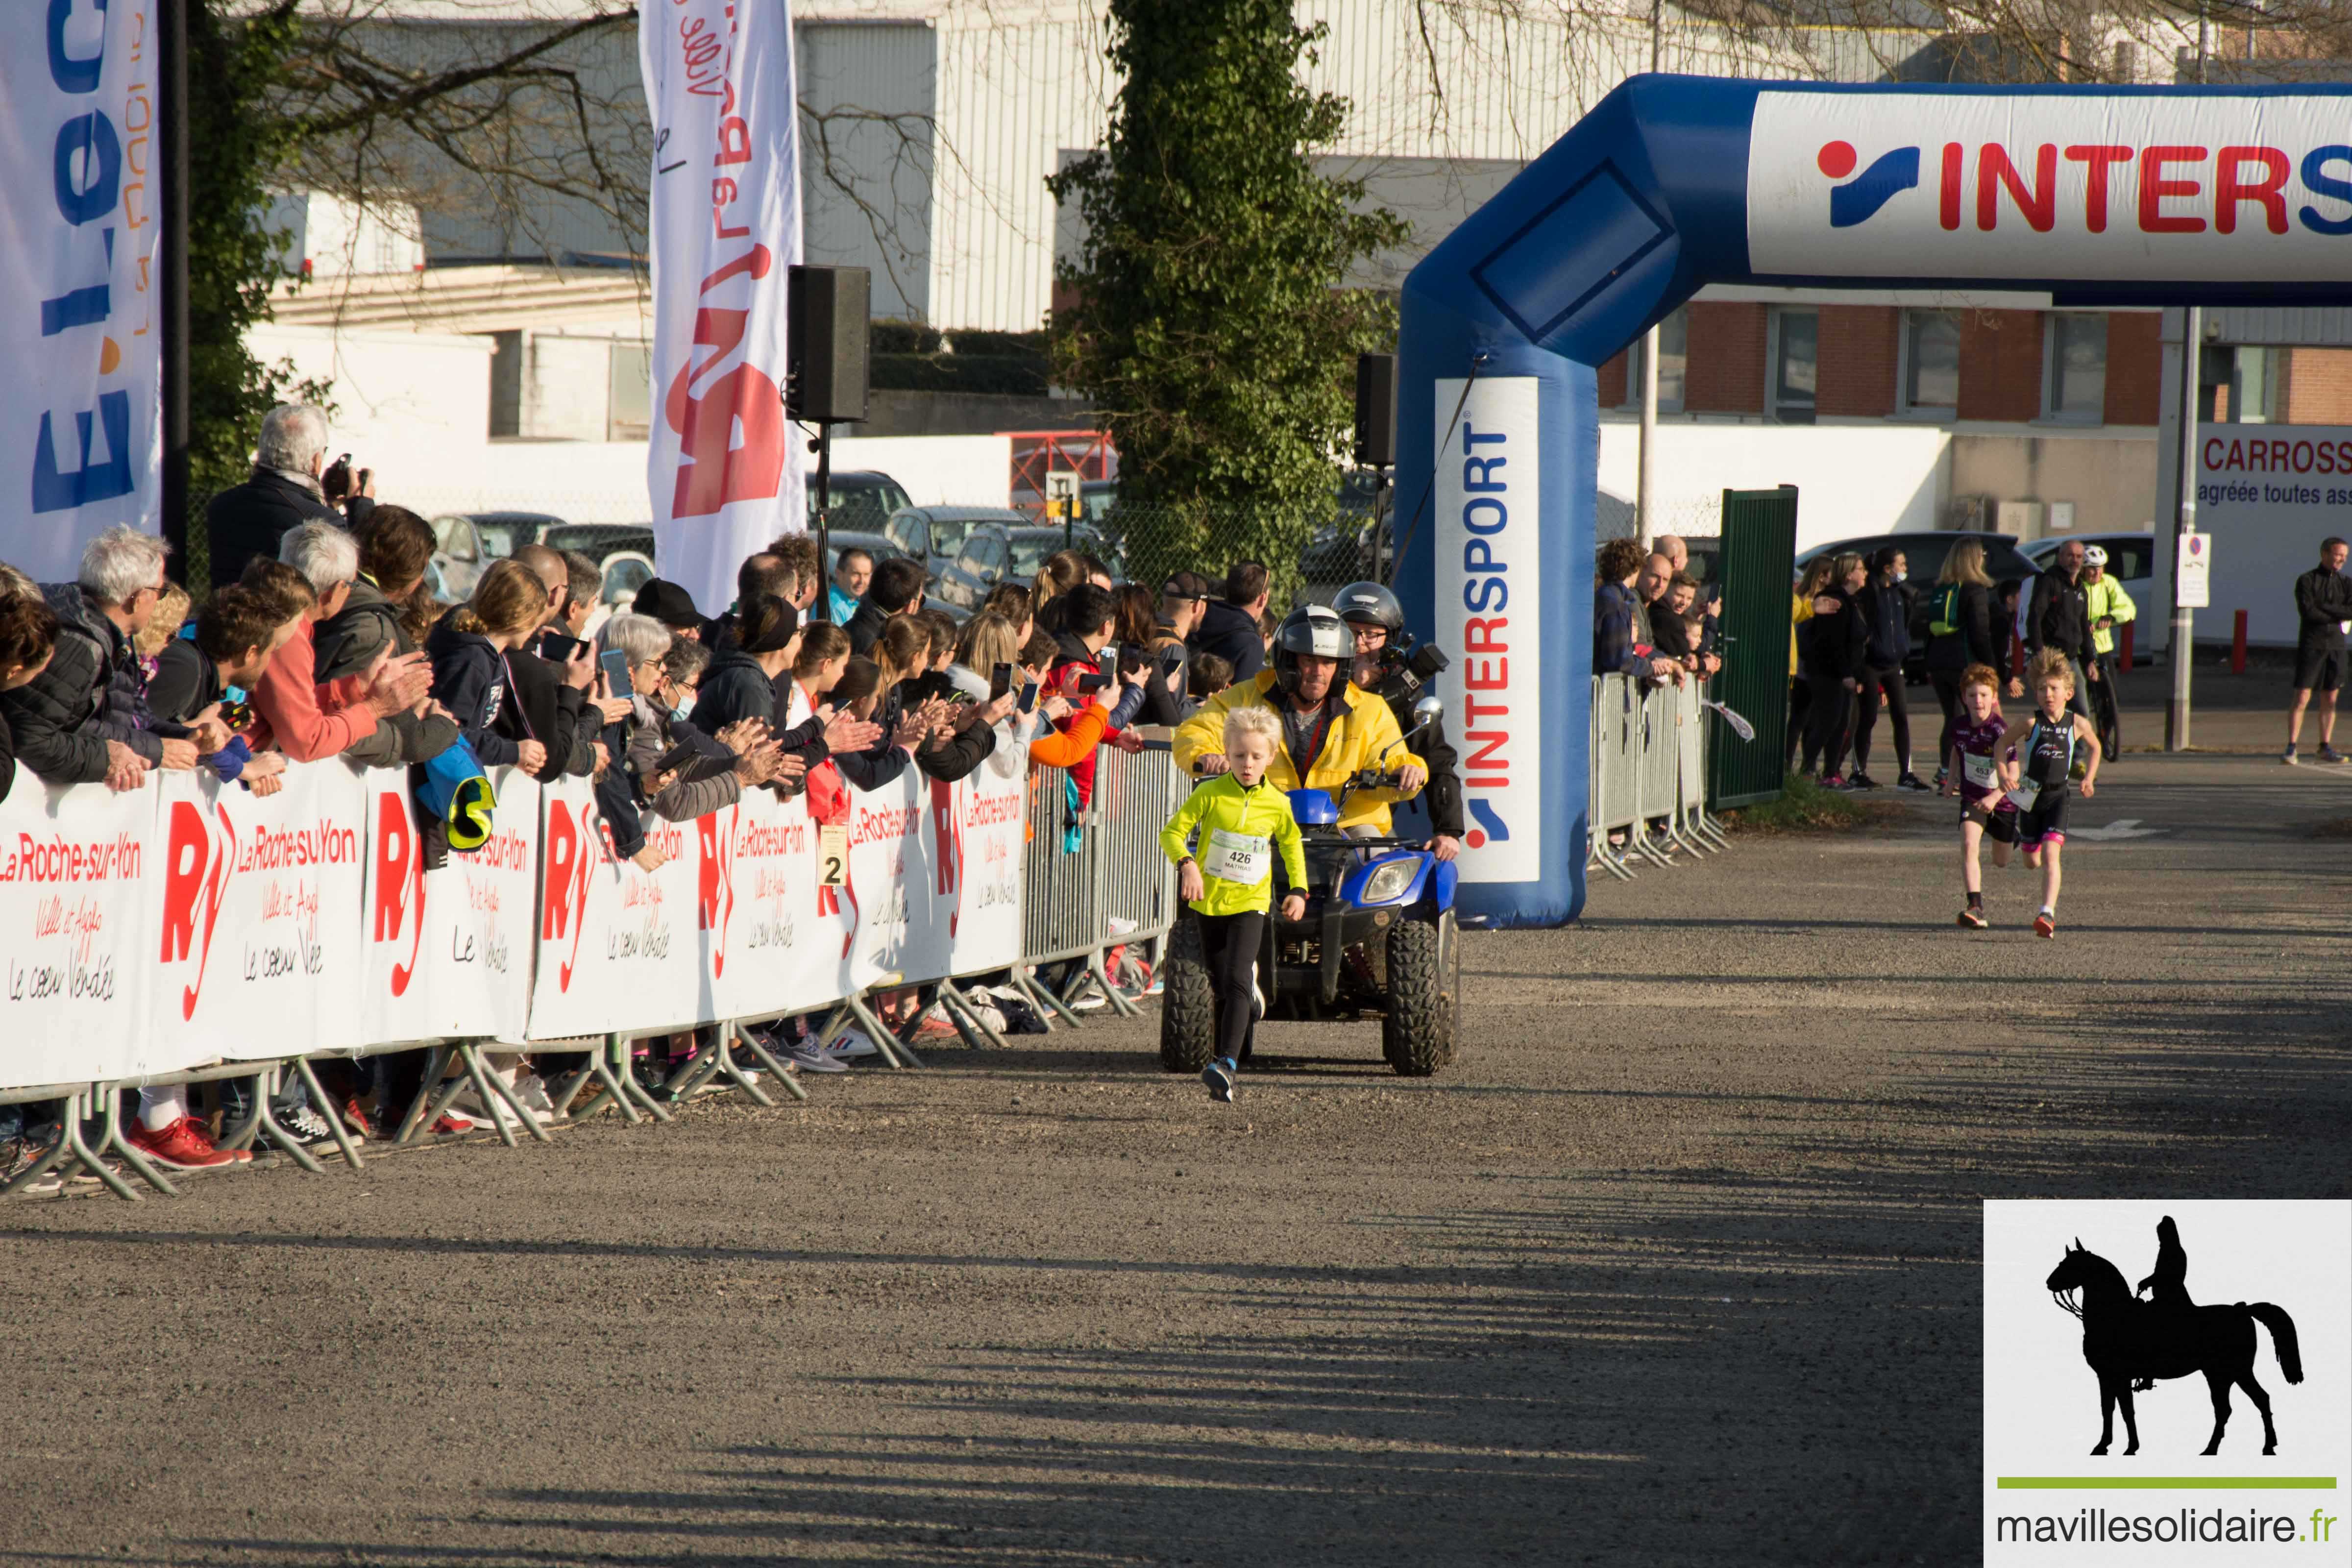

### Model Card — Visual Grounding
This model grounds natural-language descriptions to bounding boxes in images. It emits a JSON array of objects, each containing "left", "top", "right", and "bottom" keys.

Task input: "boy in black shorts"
[{"left": 1998, "top": 649, "right": 2102, "bottom": 938}]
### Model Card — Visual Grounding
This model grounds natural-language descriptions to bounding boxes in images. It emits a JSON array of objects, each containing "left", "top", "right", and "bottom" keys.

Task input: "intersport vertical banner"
[
  {"left": 0, "top": 778, "right": 157, "bottom": 1087},
  {"left": 640, "top": 0, "right": 805, "bottom": 618},
  {"left": 1, "top": 0, "right": 163, "bottom": 581}
]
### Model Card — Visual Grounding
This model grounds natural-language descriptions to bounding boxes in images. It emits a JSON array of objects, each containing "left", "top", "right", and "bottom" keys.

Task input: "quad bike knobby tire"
[
  {"left": 1158, "top": 915, "right": 1218, "bottom": 1073},
  {"left": 1382, "top": 914, "right": 1454, "bottom": 1077}
]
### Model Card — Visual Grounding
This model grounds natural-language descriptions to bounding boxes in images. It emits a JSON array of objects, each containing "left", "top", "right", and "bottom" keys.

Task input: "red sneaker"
[
  {"left": 129, "top": 1116, "right": 251, "bottom": 1169},
  {"left": 432, "top": 1110, "right": 476, "bottom": 1135},
  {"left": 341, "top": 1098, "right": 377, "bottom": 1141},
  {"left": 2034, "top": 912, "right": 2057, "bottom": 939}
]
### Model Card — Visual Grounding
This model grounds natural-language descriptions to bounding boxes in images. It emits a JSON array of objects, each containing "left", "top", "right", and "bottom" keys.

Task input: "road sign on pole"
[
  {"left": 2176, "top": 530, "right": 2211, "bottom": 609},
  {"left": 1044, "top": 470, "right": 1079, "bottom": 521}
]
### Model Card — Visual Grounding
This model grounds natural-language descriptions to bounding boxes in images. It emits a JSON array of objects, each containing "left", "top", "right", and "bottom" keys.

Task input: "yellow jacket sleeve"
[
  {"left": 1342, "top": 688, "right": 1424, "bottom": 805},
  {"left": 1171, "top": 679, "right": 1255, "bottom": 775}
]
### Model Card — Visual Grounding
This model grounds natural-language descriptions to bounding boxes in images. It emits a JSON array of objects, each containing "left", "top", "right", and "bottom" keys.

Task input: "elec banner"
[
  {"left": 1, "top": 0, "right": 164, "bottom": 579},
  {"left": 528, "top": 777, "right": 702, "bottom": 1042},
  {"left": 361, "top": 770, "right": 541, "bottom": 1047},
  {"left": 149, "top": 763, "right": 372, "bottom": 1070},
  {"left": 0, "top": 776, "right": 156, "bottom": 1085}
]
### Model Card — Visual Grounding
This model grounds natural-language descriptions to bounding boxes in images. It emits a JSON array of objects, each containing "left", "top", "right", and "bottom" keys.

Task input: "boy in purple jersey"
[{"left": 1941, "top": 662, "right": 2016, "bottom": 928}]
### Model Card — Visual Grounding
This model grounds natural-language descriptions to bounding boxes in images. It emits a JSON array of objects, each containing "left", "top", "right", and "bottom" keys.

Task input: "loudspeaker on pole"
[
  {"left": 1354, "top": 352, "right": 1397, "bottom": 468},
  {"left": 786, "top": 266, "right": 871, "bottom": 424}
]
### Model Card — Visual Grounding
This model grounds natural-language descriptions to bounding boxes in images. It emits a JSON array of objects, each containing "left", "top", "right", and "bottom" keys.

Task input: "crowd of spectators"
[{"left": 1, "top": 403, "right": 1459, "bottom": 1194}]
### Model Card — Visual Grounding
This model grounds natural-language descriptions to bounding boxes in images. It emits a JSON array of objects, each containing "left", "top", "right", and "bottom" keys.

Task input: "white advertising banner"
[
  {"left": 1750, "top": 92, "right": 2352, "bottom": 283},
  {"left": 0, "top": 779, "right": 156, "bottom": 1087},
  {"left": 693, "top": 784, "right": 832, "bottom": 1023},
  {"left": 1, "top": 0, "right": 164, "bottom": 580},
  {"left": 2195, "top": 422, "right": 2352, "bottom": 643},
  {"left": 639, "top": 0, "right": 806, "bottom": 617},
  {"left": 843, "top": 770, "right": 936, "bottom": 992},
  {"left": 941, "top": 763, "right": 1027, "bottom": 977},
  {"left": 150, "top": 763, "right": 371, "bottom": 1069},
  {"left": 527, "top": 777, "right": 702, "bottom": 1041},
  {"left": 360, "top": 769, "right": 541, "bottom": 1047},
  {"left": 1434, "top": 376, "right": 1543, "bottom": 882}
]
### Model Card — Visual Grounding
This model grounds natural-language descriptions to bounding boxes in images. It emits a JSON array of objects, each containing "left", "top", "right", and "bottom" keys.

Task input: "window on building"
[
  {"left": 1901, "top": 309, "right": 1961, "bottom": 413},
  {"left": 608, "top": 341, "right": 652, "bottom": 441},
  {"left": 2045, "top": 313, "right": 2107, "bottom": 422},
  {"left": 1623, "top": 308, "right": 1688, "bottom": 411},
  {"left": 488, "top": 331, "right": 522, "bottom": 438},
  {"left": 1771, "top": 309, "right": 1817, "bottom": 424},
  {"left": 2224, "top": 346, "right": 2275, "bottom": 424}
]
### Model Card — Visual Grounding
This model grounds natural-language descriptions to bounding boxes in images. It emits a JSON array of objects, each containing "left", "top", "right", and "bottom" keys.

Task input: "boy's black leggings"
[{"left": 1195, "top": 909, "right": 1266, "bottom": 1064}]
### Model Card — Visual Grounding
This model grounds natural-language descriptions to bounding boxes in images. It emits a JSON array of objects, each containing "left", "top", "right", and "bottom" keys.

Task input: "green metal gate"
[{"left": 1708, "top": 486, "right": 1798, "bottom": 809}]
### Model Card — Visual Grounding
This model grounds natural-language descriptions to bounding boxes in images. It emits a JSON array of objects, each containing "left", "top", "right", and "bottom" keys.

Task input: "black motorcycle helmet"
[
  {"left": 1272, "top": 604, "right": 1352, "bottom": 695},
  {"left": 1332, "top": 580, "right": 1404, "bottom": 639}
]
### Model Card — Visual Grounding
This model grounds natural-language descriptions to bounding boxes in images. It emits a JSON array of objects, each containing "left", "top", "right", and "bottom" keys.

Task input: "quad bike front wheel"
[
  {"left": 1158, "top": 915, "right": 1218, "bottom": 1074},
  {"left": 1382, "top": 914, "right": 1454, "bottom": 1077}
]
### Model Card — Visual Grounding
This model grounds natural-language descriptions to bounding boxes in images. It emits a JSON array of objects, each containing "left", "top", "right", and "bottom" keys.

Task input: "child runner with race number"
[
  {"left": 2000, "top": 648, "right": 2103, "bottom": 938},
  {"left": 1942, "top": 662, "right": 2018, "bottom": 930},
  {"left": 1162, "top": 706, "right": 1308, "bottom": 1103}
]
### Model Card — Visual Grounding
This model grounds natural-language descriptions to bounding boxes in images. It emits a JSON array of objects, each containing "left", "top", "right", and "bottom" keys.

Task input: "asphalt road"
[{"left": 3, "top": 750, "right": 2348, "bottom": 1567}]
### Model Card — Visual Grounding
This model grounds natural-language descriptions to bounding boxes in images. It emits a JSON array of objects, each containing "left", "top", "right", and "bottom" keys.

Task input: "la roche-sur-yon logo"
[
  {"left": 1982, "top": 1199, "right": 2349, "bottom": 1565},
  {"left": 1818, "top": 140, "right": 1923, "bottom": 227}
]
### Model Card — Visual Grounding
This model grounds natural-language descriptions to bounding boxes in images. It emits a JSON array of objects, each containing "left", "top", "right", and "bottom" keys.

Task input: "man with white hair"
[
  {"left": 202, "top": 403, "right": 345, "bottom": 589},
  {"left": 249, "top": 521, "right": 431, "bottom": 762},
  {"left": 0, "top": 525, "right": 204, "bottom": 789}
]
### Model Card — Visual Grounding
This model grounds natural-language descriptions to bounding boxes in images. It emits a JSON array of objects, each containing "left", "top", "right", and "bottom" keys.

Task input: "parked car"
[
  {"left": 807, "top": 470, "right": 912, "bottom": 532},
  {"left": 931, "top": 522, "right": 1115, "bottom": 618},
  {"left": 2021, "top": 532, "right": 2160, "bottom": 621},
  {"left": 430, "top": 511, "right": 566, "bottom": 599},
  {"left": 882, "top": 505, "right": 1029, "bottom": 587},
  {"left": 542, "top": 522, "right": 657, "bottom": 569},
  {"left": 1794, "top": 530, "right": 2041, "bottom": 682},
  {"left": 599, "top": 551, "right": 657, "bottom": 613}
]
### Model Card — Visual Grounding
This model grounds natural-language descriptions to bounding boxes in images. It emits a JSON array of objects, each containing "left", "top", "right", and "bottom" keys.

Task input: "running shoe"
[
  {"left": 1848, "top": 772, "right": 1880, "bottom": 790},
  {"left": 339, "top": 1097, "right": 377, "bottom": 1142},
  {"left": 2281, "top": 745, "right": 2300, "bottom": 766},
  {"left": 431, "top": 1111, "right": 476, "bottom": 1136},
  {"left": 1932, "top": 767, "right": 1949, "bottom": 790},
  {"left": 1957, "top": 908, "right": 1987, "bottom": 929},
  {"left": 1818, "top": 775, "right": 1848, "bottom": 790},
  {"left": 2322, "top": 745, "right": 2348, "bottom": 765},
  {"left": 2, "top": 1134, "right": 61, "bottom": 1195},
  {"left": 828, "top": 1029, "right": 880, "bottom": 1058},
  {"left": 1201, "top": 1057, "right": 1236, "bottom": 1103},
  {"left": 1897, "top": 773, "right": 1930, "bottom": 791},
  {"left": 128, "top": 1116, "right": 252, "bottom": 1170},
  {"left": 2034, "top": 911, "right": 2057, "bottom": 939},
  {"left": 271, "top": 1102, "right": 338, "bottom": 1147},
  {"left": 783, "top": 1043, "right": 849, "bottom": 1074}
]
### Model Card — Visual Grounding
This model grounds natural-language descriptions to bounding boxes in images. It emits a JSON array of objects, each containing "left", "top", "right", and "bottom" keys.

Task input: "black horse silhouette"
[{"left": 2046, "top": 1234, "right": 2303, "bottom": 1456}]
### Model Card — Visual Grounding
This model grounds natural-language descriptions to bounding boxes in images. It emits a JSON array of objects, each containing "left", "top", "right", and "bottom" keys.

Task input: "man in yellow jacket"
[{"left": 1173, "top": 605, "right": 1426, "bottom": 834}]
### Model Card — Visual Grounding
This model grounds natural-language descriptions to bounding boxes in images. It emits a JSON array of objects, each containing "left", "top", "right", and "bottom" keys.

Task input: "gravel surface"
[{"left": 4, "top": 751, "right": 2348, "bottom": 1566}]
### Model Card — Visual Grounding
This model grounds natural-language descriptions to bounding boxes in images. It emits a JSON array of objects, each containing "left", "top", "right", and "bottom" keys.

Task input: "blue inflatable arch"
[{"left": 1396, "top": 74, "right": 2352, "bottom": 928}]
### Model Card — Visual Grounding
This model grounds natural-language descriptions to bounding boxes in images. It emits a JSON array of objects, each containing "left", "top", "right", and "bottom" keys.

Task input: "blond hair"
[
  {"left": 2026, "top": 647, "right": 2076, "bottom": 693},
  {"left": 136, "top": 583, "right": 192, "bottom": 657},
  {"left": 1223, "top": 704, "right": 1283, "bottom": 754},
  {"left": 451, "top": 558, "right": 549, "bottom": 639}
]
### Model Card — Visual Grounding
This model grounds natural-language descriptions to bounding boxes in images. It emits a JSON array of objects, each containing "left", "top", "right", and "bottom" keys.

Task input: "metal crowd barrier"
[
  {"left": 4, "top": 749, "right": 1186, "bottom": 1204},
  {"left": 1586, "top": 676, "right": 1730, "bottom": 882}
]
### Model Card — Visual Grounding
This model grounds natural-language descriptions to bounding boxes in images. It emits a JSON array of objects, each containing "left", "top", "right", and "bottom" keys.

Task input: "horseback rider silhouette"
[{"left": 2132, "top": 1215, "right": 2194, "bottom": 1390}]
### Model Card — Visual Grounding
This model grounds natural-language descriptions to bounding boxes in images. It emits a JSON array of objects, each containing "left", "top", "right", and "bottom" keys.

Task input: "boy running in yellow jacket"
[{"left": 1161, "top": 706, "right": 1308, "bottom": 1102}]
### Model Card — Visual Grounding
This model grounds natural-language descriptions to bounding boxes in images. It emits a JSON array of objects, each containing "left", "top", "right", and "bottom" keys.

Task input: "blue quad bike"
[{"left": 1159, "top": 697, "right": 1461, "bottom": 1078}]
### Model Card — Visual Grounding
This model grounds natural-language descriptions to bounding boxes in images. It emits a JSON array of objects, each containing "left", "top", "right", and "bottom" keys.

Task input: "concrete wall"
[
  {"left": 1948, "top": 430, "right": 2160, "bottom": 538},
  {"left": 1595, "top": 418, "right": 1952, "bottom": 551}
]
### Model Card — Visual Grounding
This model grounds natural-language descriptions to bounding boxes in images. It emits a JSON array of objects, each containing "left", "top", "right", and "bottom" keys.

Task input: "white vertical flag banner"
[
  {"left": 0, "top": 0, "right": 164, "bottom": 581},
  {"left": 640, "top": 0, "right": 806, "bottom": 620}
]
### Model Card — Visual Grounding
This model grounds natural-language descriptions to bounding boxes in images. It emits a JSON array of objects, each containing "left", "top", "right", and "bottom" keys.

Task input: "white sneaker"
[
  {"left": 784, "top": 1043, "right": 849, "bottom": 1074},
  {"left": 1106, "top": 916, "right": 1138, "bottom": 935},
  {"left": 514, "top": 1074, "right": 555, "bottom": 1116},
  {"left": 828, "top": 1029, "right": 880, "bottom": 1059}
]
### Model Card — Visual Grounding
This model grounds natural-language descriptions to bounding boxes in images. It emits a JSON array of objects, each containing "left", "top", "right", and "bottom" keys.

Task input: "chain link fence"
[{"left": 1085, "top": 492, "right": 1391, "bottom": 612}]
